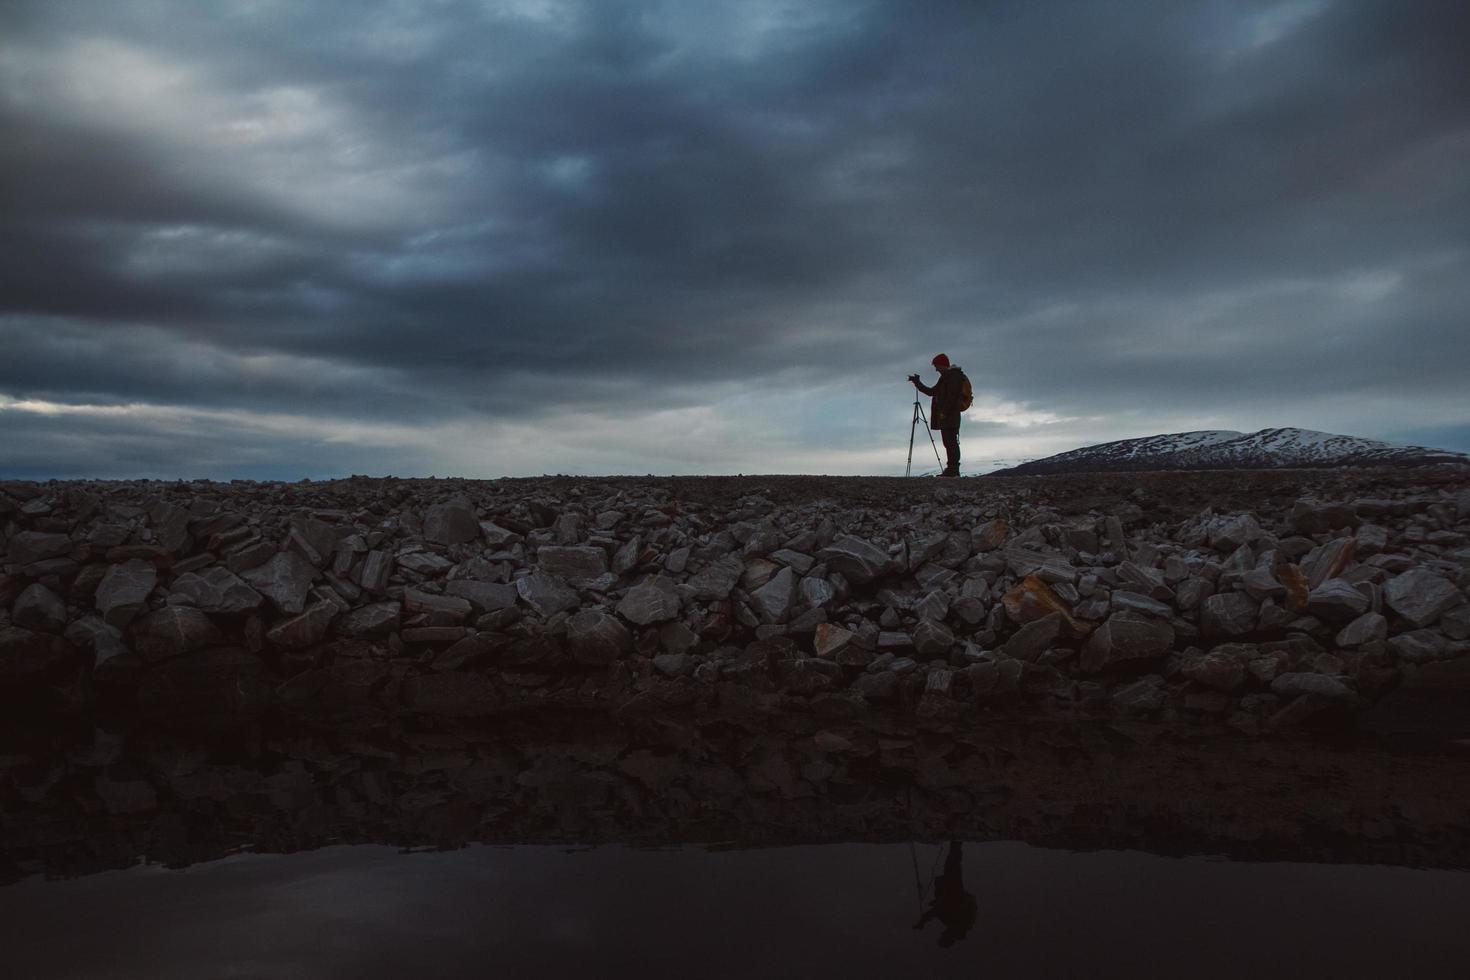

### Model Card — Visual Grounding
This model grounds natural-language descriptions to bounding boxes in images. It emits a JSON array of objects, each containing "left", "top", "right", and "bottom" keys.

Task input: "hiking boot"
[{"left": 939, "top": 467, "right": 960, "bottom": 478}]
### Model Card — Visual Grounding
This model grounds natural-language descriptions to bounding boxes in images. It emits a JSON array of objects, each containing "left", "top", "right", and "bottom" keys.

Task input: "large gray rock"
[
  {"left": 1208, "top": 514, "right": 1263, "bottom": 552},
  {"left": 913, "top": 619, "right": 955, "bottom": 658},
  {"left": 819, "top": 535, "right": 891, "bottom": 585},
  {"left": 1306, "top": 579, "right": 1370, "bottom": 623},
  {"left": 537, "top": 545, "right": 609, "bottom": 583},
  {"left": 515, "top": 571, "right": 581, "bottom": 617},
  {"left": 1181, "top": 645, "right": 1250, "bottom": 693},
  {"left": 133, "top": 606, "right": 224, "bottom": 661},
  {"left": 423, "top": 497, "right": 480, "bottom": 545},
  {"left": 750, "top": 567, "right": 798, "bottom": 624},
  {"left": 65, "top": 615, "right": 128, "bottom": 667},
  {"left": 266, "top": 601, "right": 339, "bottom": 649},
  {"left": 7, "top": 531, "right": 72, "bottom": 565},
  {"left": 337, "top": 601, "right": 401, "bottom": 638},
  {"left": 12, "top": 583, "right": 66, "bottom": 633},
  {"left": 617, "top": 575, "right": 681, "bottom": 625},
  {"left": 1384, "top": 568, "right": 1462, "bottom": 628},
  {"left": 356, "top": 550, "right": 393, "bottom": 593},
  {"left": 687, "top": 556, "right": 745, "bottom": 600},
  {"left": 1003, "top": 612, "right": 1062, "bottom": 662},
  {"left": 1080, "top": 612, "right": 1174, "bottom": 673},
  {"left": 241, "top": 551, "right": 319, "bottom": 615},
  {"left": 1110, "top": 590, "right": 1173, "bottom": 619},
  {"left": 445, "top": 580, "right": 518, "bottom": 613},
  {"left": 1201, "top": 591, "right": 1258, "bottom": 638},
  {"left": 169, "top": 567, "right": 263, "bottom": 614},
  {"left": 1388, "top": 629, "right": 1454, "bottom": 664},
  {"left": 1271, "top": 672, "right": 1358, "bottom": 703},
  {"left": 403, "top": 587, "right": 473, "bottom": 622},
  {"left": 95, "top": 559, "right": 158, "bottom": 628},
  {"left": 1335, "top": 611, "right": 1388, "bottom": 647},
  {"left": 566, "top": 609, "right": 633, "bottom": 664}
]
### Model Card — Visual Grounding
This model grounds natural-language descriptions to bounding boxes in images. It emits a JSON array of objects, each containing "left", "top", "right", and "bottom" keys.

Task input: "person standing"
[{"left": 909, "top": 353, "right": 970, "bottom": 477}]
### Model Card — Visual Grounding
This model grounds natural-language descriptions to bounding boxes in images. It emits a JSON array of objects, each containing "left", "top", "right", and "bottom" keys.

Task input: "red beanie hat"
[{"left": 931, "top": 353, "right": 950, "bottom": 369}]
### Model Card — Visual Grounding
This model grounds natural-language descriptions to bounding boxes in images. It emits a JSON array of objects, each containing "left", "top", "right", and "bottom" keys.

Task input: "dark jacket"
[{"left": 915, "top": 366, "right": 967, "bottom": 431}]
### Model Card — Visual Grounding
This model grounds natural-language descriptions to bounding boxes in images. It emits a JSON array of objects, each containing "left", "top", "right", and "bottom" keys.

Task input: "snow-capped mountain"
[{"left": 996, "top": 427, "right": 1469, "bottom": 475}]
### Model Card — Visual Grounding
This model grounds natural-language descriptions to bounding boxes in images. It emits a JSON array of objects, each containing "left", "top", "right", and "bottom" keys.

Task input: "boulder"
[
  {"left": 1304, "top": 537, "right": 1357, "bottom": 589},
  {"left": 750, "top": 567, "right": 798, "bottom": 624},
  {"left": 913, "top": 619, "right": 955, "bottom": 658},
  {"left": 515, "top": 571, "right": 581, "bottom": 617},
  {"left": 1306, "top": 579, "right": 1370, "bottom": 623},
  {"left": 133, "top": 606, "right": 225, "bottom": 661},
  {"left": 12, "top": 583, "right": 66, "bottom": 632},
  {"left": 241, "top": 551, "right": 319, "bottom": 615},
  {"left": 1388, "top": 629, "right": 1454, "bottom": 664},
  {"left": 972, "top": 518, "right": 1009, "bottom": 552},
  {"left": 1335, "top": 612, "right": 1387, "bottom": 647},
  {"left": 1181, "top": 645, "right": 1251, "bottom": 692},
  {"left": 617, "top": 575, "right": 681, "bottom": 625},
  {"left": 566, "top": 609, "right": 632, "bottom": 664},
  {"left": 265, "top": 601, "right": 339, "bottom": 649},
  {"left": 337, "top": 601, "right": 402, "bottom": 638},
  {"left": 7, "top": 531, "right": 72, "bottom": 565},
  {"left": 444, "top": 580, "right": 518, "bottom": 613},
  {"left": 537, "top": 545, "right": 610, "bottom": 583},
  {"left": 169, "top": 567, "right": 264, "bottom": 614},
  {"left": 687, "top": 556, "right": 744, "bottom": 600},
  {"left": 1208, "top": 514, "right": 1263, "bottom": 552},
  {"left": 1002, "top": 612, "right": 1062, "bottom": 662},
  {"left": 813, "top": 623, "right": 854, "bottom": 659},
  {"left": 1110, "top": 590, "right": 1173, "bottom": 619},
  {"left": 403, "top": 587, "right": 474, "bottom": 623},
  {"left": 1080, "top": 612, "right": 1174, "bottom": 673},
  {"left": 1201, "top": 591, "right": 1258, "bottom": 638},
  {"left": 95, "top": 559, "right": 158, "bottom": 628},
  {"left": 423, "top": 497, "right": 480, "bottom": 545},
  {"left": 1383, "top": 568, "right": 1462, "bottom": 628},
  {"left": 818, "top": 535, "right": 891, "bottom": 585}
]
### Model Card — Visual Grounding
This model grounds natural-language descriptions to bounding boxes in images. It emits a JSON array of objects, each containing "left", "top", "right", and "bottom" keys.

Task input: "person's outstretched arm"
[{"left": 913, "top": 378, "right": 937, "bottom": 395}]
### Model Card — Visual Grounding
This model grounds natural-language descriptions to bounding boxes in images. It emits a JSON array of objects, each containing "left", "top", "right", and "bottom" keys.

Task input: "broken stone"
[
  {"left": 537, "top": 545, "right": 610, "bottom": 583},
  {"left": 1080, "top": 612, "right": 1174, "bottom": 673},
  {"left": 1110, "top": 590, "right": 1173, "bottom": 619},
  {"left": 687, "top": 556, "right": 744, "bottom": 600},
  {"left": 750, "top": 567, "right": 798, "bottom": 624},
  {"left": 241, "top": 551, "right": 319, "bottom": 615},
  {"left": 7, "top": 531, "right": 72, "bottom": 565},
  {"left": 1304, "top": 537, "right": 1357, "bottom": 590},
  {"left": 515, "top": 571, "right": 581, "bottom": 617},
  {"left": 814, "top": 622, "right": 854, "bottom": 659},
  {"left": 1306, "top": 578, "right": 1370, "bottom": 623},
  {"left": 12, "top": 583, "right": 66, "bottom": 633},
  {"left": 444, "top": 580, "right": 518, "bottom": 613},
  {"left": 913, "top": 619, "right": 955, "bottom": 658},
  {"left": 1111, "top": 675, "right": 1166, "bottom": 713},
  {"left": 95, "top": 559, "right": 158, "bottom": 628},
  {"left": 1383, "top": 568, "right": 1462, "bottom": 628},
  {"left": 336, "top": 601, "right": 401, "bottom": 638},
  {"left": 266, "top": 601, "right": 339, "bottom": 649},
  {"left": 134, "top": 606, "right": 225, "bottom": 661},
  {"left": 1271, "top": 672, "right": 1358, "bottom": 703},
  {"left": 423, "top": 497, "right": 480, "bottom": 545},
  {"left": 566, "top": 609, "right": 632, "bottom": 664},
  {"left": 1201, "top": 591, "right": 1258, "bottom": 639},
  {"left": 617, "top": 575, "right": 681, "bottom": 625},
  {"left": 972, "top": 518, "right": 1009, "bottom": 552},
  {"left": 819, "top": 535, "right": 891, "bottom": 585},
  {"left": 1002, "top": 612, "right": 1062, "bottom": 662},
  {"left": 356, "top": 550, "right": 393, "bottom": 593},
  {"left": 403, "top": 587, "right": 473, "bottom": 623},
  {"left": 169, "top": 567, "right": 264, "bottom": 614},
  {"left": 396, "top": 551, "right": 454, "bottom": 576}
]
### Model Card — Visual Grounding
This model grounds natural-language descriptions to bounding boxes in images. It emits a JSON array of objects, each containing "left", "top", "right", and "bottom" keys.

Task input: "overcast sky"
[{"left": 1, "top": 0, "right": 1466, "bottom": 479}]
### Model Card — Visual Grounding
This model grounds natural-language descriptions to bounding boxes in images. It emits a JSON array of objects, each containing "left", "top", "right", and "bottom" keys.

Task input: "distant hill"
[{"left": 992, "top": 427, "right": 1470, "bottom": 475}]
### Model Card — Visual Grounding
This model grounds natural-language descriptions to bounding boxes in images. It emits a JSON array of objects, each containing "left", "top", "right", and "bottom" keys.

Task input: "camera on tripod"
[{"left": 907, "top": 373, "right": 920, "bottom": 384}]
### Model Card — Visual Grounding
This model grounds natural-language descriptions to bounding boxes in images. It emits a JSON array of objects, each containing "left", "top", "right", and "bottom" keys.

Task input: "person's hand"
[{"left": 907, "top": 374, "right": 920, "bottom": 385}]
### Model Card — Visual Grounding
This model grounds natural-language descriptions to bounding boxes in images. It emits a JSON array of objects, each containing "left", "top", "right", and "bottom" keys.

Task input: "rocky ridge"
[
  {"left": 2, "top": 471, "right": 1469, "bottom": 735},
  {"left": 999, "top": 427, "right": 1469, "bottom": 475}
]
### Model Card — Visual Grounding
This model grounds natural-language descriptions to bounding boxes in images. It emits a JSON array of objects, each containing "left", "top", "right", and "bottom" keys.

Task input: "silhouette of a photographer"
[{"left": 912, "top": 841, "right": 977, "bottom": 947}]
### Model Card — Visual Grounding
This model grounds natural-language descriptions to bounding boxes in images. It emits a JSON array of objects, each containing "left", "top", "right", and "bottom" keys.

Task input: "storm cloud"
[{"left": 2, "top": 0, "right": 1466, "bottom": 478}]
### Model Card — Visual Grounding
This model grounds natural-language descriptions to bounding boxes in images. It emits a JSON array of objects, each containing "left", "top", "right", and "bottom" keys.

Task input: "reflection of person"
[
  {"left": 912, "top": 841, "right": 977, "bottom": 947},
  {"left": 908, "top": 354, "right": 969, "bottom": 477}
]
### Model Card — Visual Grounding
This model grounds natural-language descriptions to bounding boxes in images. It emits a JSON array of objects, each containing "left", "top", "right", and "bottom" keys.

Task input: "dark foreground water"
[{"left": 4, "top": 840, "right": 1470, "bottom": 979}]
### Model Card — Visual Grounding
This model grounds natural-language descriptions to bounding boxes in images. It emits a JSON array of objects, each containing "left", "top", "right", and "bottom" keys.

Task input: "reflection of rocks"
[
  {"left": 2, "top": 714, "right": 1468, "bottom": 889},
  {"left": 0, "top": 470, "right": 1466, "bottom": 735}
]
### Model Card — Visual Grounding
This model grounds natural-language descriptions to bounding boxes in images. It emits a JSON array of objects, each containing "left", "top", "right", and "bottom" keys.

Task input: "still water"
[{"left": 5, "top": 840, "right": 1469, "bottom": 979}]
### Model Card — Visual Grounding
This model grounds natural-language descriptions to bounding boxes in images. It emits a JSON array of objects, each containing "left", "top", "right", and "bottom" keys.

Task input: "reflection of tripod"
[{"left": 906, "top": 389, "right": 945, "bottom": 477}]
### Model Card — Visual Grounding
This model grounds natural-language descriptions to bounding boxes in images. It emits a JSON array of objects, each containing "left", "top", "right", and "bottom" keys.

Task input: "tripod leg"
[
  {"left": 906, "top": 400, "right": 920, "bottom": 477},
  {"left": 915, "top": 404, "right": 945, "bottom": 474}
]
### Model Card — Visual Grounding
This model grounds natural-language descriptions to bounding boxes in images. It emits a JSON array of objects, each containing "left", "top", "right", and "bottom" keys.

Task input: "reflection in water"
[{"left": 913, "top": 841, "right": 977, "bottom": 947}]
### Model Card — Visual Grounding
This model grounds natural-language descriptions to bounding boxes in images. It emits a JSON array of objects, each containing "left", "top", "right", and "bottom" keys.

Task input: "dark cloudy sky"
[{"left": 2, "top": 0, "right": 1466, "bottom": 479}]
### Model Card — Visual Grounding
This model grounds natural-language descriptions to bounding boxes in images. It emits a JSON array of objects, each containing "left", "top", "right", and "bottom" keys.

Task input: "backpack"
[{"left": 957, "top": 372, "right": 973, "bottom": 412}]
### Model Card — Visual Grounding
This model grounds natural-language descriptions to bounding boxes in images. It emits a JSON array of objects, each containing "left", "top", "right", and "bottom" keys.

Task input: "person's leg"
[{"left": 941, "top": 428, "right": 960, "bottom": 474}]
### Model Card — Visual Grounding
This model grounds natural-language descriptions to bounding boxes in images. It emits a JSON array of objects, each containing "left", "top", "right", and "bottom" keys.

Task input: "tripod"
[{"left": 906, "top": 388, "right": 945, "bottom": 477}]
